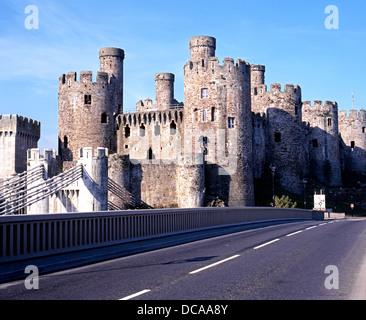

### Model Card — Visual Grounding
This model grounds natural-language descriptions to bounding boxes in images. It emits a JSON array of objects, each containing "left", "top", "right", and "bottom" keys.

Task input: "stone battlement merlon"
[
  {"left": 120, "top": 108, "right": 184, "bottom": 128},
  {"left": 302, "top": 100, "right": 338, "bottom": 113},
  {"left": 59, "top": 71, "right": 110, "bottom": 86},
  {"left": 0, "top": 114, "right": 41, "bottom": 136},
  {"left": 339, "top": 108, "right": 366, "bottom": 121},
  {"left": 184, "top": 56, "right": 249, "bottom": 74},
  {"left": 27, "top": 148, "right": 56, "bottom": 162},
  {"left": 253, "top": 83, "right": 301, "bottom": 97},
  {"left": 99, "top": 47, "right": 125, "bottom": 59}
]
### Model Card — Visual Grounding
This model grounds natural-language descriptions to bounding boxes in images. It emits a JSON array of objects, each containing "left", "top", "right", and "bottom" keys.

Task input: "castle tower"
[
  {"left": 183, "top": 36, "right": 254, "bottom": 207},
  {"left": 0, "top": 114, "right": 40, "bottom": 181},
  {"left": 99, "top": 47, "right": 125, "bottom": 114},
  {"left": 251, "top": 80, "right": 307, "bottom": 194},
  {"left": 302, "top": 100, "right": 342, "bottom": 186},
  {"left": 338, "top": 109, "right": 366, "bottom": 175},
  {"left": 189, "top": 36, "right": 216, "bottom": 62},
  {"left": 77, "top": 147, "right": 109, "bottom": 212},
  {"left": 58, "top": 47, "right": 124, "bottom": 164},
  {"left": 155, "top": 73, "right": 175, "bottom": 109},
  {"left": 251, "top": 65, "right": 265, "bottom": 87}
]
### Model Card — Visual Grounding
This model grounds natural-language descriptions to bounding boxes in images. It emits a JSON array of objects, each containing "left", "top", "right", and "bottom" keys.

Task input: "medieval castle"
[{"left": 1, "top": 35, "right": 366, "bottom": 212}]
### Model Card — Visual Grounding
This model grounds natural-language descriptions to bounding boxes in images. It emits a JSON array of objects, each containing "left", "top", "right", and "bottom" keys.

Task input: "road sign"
[{"left": 314, "top": 194, "right": 326, "bottom": 211}]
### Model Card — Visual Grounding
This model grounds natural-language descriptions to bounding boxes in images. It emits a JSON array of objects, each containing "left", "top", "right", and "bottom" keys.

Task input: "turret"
[
  {"left": 59, "top": 47, "right": 125, "bottom": 163},
  {"left": 99, "top": 47, "right": 125, "bottom": 113},
  {"left": 189, "top": 36, "right": 216, "bottom": 63},
  {"left": 251, "top": 65, "right": 265, "bottom": 87},
  {"left": 155, "top": 73, "right": 175, "bottom": 109}
]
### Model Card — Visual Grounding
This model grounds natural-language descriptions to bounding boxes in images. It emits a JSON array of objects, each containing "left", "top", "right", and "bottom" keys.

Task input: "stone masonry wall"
[
  {"left": 338, "top": 109, "right": 366, "bottom": 175},
  {"left": 0, "top": 114, "right": 40, "bottom": 180},
  {"left": 302, "top": 100, "right": 342, "bottom": 186}
]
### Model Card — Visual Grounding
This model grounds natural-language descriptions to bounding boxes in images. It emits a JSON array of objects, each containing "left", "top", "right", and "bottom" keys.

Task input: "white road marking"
[
  {"left": 253, "top": 238, "right": 280, "bottom": 250},
  {"left": 286, "top": 230, "right": 303, "bottom": 237},
  {"left": 189, "top": 255, "right": 240, "bottom": 274},
  {"left": 306, "top": 226, "right": 317, "bottom": 230},
  {"left": 318, "top": 223, "right": 327, "bottom": 226},
  {"left": 119, "top": 289, "right": 151, "bottom": 300}
]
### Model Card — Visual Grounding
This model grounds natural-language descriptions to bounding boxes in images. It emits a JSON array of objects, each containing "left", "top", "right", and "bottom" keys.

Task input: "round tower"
[
  {"left": 99, "top": 47, "right": 125, "bottom": 113},
  {"left": 189, "top": 36, "right": 216, "bottom": 62},
  {"left": 59, "top": 47, "right": 124, "bottom": 164},
  {"left": 155, "top": 73, "right": 175, "bottom": 109},
  {"left": 251, "top": 65, "right": 265, "bottom": 87}
]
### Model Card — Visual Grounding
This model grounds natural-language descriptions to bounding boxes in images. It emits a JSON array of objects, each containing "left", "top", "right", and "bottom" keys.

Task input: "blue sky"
[{"left": 0, "top": 0, "right": 365, "bottom": 152}]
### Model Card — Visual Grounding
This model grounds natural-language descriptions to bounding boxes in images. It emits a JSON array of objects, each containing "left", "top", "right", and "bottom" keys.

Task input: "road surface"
[{"left": 1, "top": 218, "right": 366, "bottom": 300}]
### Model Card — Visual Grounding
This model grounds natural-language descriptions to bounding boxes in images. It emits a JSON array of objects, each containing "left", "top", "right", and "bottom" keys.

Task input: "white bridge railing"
[
  {"left": 0, "top": 164, "right": 83, "bottom": 215},
  {"left": 0, "top": 207, "right": 317, "bottom": 263}
]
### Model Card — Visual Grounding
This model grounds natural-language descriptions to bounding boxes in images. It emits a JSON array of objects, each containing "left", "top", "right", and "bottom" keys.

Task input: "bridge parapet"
[{"left": 0, "top": 207, "right": 319, "bottom": 263}]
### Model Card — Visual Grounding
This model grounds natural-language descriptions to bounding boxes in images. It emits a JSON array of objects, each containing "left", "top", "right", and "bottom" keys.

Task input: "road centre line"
[
  {"left": 286, "top": 230, "right": 303, "bottom": 237},
  {"left": 119, "top": 289, "right": 151, "bottom": 300},
  {"left": 253, "top": 238, "right": 280, "bottom": 250},
  {"left": 189, "top": 255, "right": 240, "bottom": 274},
  {"left": 318, "top": 223, "right": 327, "bottom": 226},
  {"left": 305, "top": 226, "right": 317, "bottom": 230}
]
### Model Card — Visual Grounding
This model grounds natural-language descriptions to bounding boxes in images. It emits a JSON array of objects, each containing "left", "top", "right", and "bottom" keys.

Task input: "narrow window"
[
  {"left": 228, "top": 117, "right": 235, "bottom": 129},
  {"left": 327, "top": 118, "right": 332, "bottom": 127},
  {"left": 363, "top": 127, "right": 366, "bottom": 133},
  {"left": 101, "top": 113, "right": 108, "bottom": 124},
  {"left": 203, "top": 110, "right": 207, "bottom": 122},
  {"left": 211, "top": 107, "right": 215, "bottom": 121},
  {"left": 64, "top": 135, "right": 69, "bottom": 149},
  {"left": 140, "top": 124, "right": 145, "bottom": 137},
  {"left": 84, "top": 94, "right": 91, "bottom": 105},
  {"left": 124, "top": 125, "right": 130, "bottom": 138},
  {"left": 351, "top": 141, "right": 355, "bottom": 149},
  {"left": 312, "top": 139, "right": 318, "bottom": 148},
  {"left": 275, "top": 132, "right": 281, "bottom": 142},
  {"left": 148, "top": 148, "right": 154, "bottom": 160},
  {"left": 202, "top": 59, "right": 205, "bottom": 67},
  {"left": 154, "top": 123, "right": 161, "bottom": 136},
  {"left": 201, "top": 88, "right": 208, "bottom": 99},
  {"left": 170, "top": 121, "right": 176, "bottom": 135}
]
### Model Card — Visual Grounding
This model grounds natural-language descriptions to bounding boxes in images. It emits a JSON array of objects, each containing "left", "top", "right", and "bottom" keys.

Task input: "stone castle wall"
[
  {"left": 0, "top": 114, "right": 40, "bottom": 180},
  {"left": 58, "top": 48, "right": 124, "bottom": 164},
  {"left": 338, "top": 109, "right": 366, "bottom": 175},
  {"left": 302, "top": 100, "right": 342, "bottom": 186},
  {"left": 251, "top": 80, "right": 306, "bottom": 194}
]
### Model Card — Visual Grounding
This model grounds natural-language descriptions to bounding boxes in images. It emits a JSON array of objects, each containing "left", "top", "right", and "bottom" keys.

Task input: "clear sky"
[{"left": 0, "top": 0, "right": 365, "bottom": 152}]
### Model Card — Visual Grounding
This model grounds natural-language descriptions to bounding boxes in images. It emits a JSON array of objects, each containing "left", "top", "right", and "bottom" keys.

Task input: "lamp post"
[
  {"left": 303, "top": 178, "right": 308, "bottom": 208},
  {"left": 269, "top": 163, "right": 277, "bottom": 205}
]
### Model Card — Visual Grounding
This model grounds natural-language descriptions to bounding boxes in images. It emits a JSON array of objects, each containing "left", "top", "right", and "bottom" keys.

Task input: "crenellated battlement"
[
  {"left": 0, "top": 114, "right": 40, "bottom": 138},
  {"left": 59, "top": 71, "right": 110, "bottom": 87},
  {"left": 0, "top": 114, "right": 40, "bottom": 127},
  {"left": 339, "top": 108, "right": 366, "bottom": 122},
  {"left": 252, "top": 83, "right": 301, "bottom": 97},
  {"left": 184, "top": 56, "right": 249, "bottom": 75},
  {"left": 302, "top": 100, "right": 338, "bottom": 114},
  {"left": 121, "top": 108, "right": 184, "bottom": 128}
]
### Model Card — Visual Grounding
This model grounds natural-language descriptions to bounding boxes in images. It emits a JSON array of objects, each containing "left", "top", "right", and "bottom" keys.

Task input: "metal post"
[
  {"left": 269, "top": 164, "right": 276, "bottom": 205},
  {"left": 303, "top": 178, "right": 308, "bottom": 209}
]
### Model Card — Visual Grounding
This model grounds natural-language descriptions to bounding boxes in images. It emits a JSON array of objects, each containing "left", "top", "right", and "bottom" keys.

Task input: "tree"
[{"left": 271, "top": 195, "right": 297, "bottom": 208}]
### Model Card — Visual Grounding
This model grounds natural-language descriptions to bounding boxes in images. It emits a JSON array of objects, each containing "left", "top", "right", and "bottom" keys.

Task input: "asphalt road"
[{"left": 1, "top": 218, "right": 366, "bottom": 300}]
